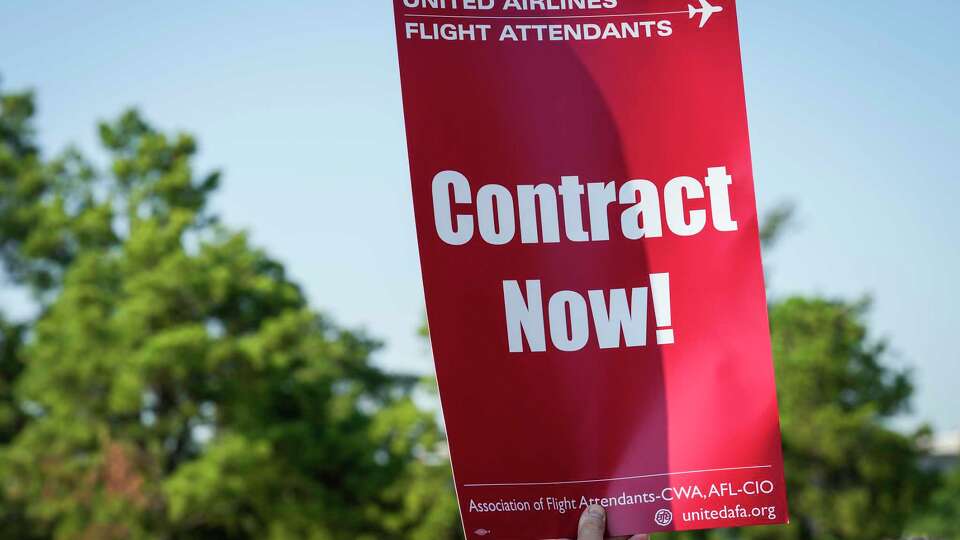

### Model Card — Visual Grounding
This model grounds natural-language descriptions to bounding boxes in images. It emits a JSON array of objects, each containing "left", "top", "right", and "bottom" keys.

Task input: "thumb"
[{"left": 577, "top": 504, "right": 606, "bottom": 540}]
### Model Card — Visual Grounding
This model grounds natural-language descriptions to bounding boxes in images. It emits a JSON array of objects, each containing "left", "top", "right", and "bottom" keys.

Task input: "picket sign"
[{"left": 392, "top": 1, "right": 789, "bottom": 537}]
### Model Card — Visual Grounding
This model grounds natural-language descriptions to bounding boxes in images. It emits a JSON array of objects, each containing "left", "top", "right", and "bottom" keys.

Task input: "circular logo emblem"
[{"left": 654, "top": 508, "right": 673, "bottom": 526}]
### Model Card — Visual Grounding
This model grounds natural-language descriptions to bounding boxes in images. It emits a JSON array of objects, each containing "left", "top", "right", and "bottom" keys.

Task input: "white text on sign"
[{"left": 432, "top": 167, "right": 738, "bottom": 246}]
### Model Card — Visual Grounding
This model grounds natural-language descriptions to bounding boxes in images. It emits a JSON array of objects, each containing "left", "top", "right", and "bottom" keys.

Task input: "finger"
[{"left": 577, "top": 504, "right": 606, "bottom": 540}]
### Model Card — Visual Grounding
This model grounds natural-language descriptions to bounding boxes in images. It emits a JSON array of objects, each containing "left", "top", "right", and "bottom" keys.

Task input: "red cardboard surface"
[{"left": 392, "top": 1, "right": 788, "bottom": 537}]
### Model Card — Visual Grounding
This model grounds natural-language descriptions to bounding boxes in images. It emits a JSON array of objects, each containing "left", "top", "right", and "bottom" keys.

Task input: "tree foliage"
[
  {"left": 758, "top": 297, "right": 931, "bottom": 539},
  {"left": 667, "top": 240, "right": 939, "bottom": 539},
  {"left": 0, "top": 83, "right": 460, "bottom": 539},
  {"left": 909, "top": 465, "right": 960, "bottom": 540}
]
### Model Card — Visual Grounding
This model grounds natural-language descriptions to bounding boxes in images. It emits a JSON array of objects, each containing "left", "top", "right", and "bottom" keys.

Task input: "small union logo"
[
  {"left": 474, "top": 529, "right": 492, "bottom": 536},
  {"left": 654, "top": 509, "right": 674, "bottom": 527}
]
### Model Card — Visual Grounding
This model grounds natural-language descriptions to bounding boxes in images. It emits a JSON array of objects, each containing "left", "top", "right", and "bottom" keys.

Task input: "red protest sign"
[{"left": 392, "top": 1, "right": 788, "bottom": 537}]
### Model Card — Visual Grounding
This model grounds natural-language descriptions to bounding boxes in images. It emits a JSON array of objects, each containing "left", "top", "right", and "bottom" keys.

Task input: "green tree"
[
  {"left": 910, "top": 465, "right": 960, "bottom": 539},
  {"left": 664, "top": 207, "right": 933, "bottom": 540},
  {"left": 756, "top": 297, "right": 929, "bottom": 539},
  {"left": 0, "top": 84, "right": 57, "bottom": 540},
  {"left": 667, "top": 298, "right": 931, "bottom": 540},
  {"left": 0, "top": 83, "right": 460, "bottom": 539},
  {"left": 0, "top": 315, "right": 41, "bottom": 539}
]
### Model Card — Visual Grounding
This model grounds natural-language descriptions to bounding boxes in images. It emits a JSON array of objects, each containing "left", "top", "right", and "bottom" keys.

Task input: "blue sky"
[{"left": 1, "top": 1, "right": 957, "bottom": 432}]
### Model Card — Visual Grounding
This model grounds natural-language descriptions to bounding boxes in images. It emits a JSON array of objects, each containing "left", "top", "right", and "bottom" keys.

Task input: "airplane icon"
[{"left": 688, "top": 0, "right": 723, "bottom": 28}]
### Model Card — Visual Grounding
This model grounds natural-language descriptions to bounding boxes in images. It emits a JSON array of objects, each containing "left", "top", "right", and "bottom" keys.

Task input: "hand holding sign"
[
  {"left": 563, "top": 505, "right": 648, "bottom": 540},
  {"left": 537, "top": 504, "right": 651, "bottom": 540}
]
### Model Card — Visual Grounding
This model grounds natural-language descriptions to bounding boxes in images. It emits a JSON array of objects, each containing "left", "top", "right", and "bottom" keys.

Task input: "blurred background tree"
[
  {"left": 750, "top": 297, "right": 932, "bottom": 539},
  {"left": 665, "top": 210, "right": 944, "bottom": 539},
  {"left": 0, "top": 83, "right": 460, "bottom": 540},
  {"left": 1, "top": 79, "right": 957, "bottom": 539},
  {"left": 909, "top": 466, "right": 960, "bottom": 538}
]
